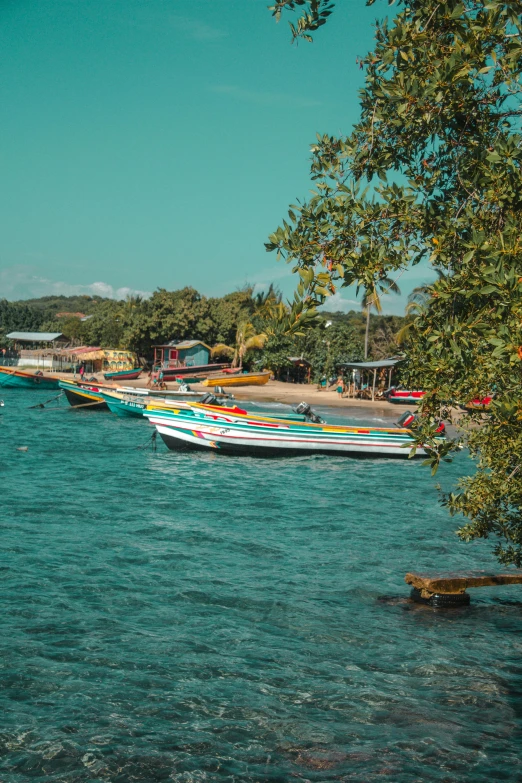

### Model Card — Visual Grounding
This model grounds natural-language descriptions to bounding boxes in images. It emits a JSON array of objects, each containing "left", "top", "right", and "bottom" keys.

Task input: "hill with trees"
[{"left": 0, "top": 288, "right": 404, "bottom": 380}]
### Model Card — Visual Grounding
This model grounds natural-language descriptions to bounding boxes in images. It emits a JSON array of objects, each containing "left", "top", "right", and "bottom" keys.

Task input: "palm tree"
[
  {"left": 395, "top": 288, "right": 429, "bottom": 345},
  {"left": 261, "top": 297, "right": 320, "bottom": 339},
  {"left": 361, "top": 276, "right": 401, "bottom": 359},
  {"left": 119, "top": 294, "right": 143, "bottom": 319},
  {"left": 211, "top": 320, "right": 266, "bottom": 369},
  {"left": 212, "top": 299, "right": 318, "bottom": 370},
  {"left": 252, "top": 283, "right": 282, "bottom": 314},
  {"left": 396, "top": 270, "right": 445, "bottom": 345},
  {"left": 232, "top": 320, "right": 266, "bottom": 368}
]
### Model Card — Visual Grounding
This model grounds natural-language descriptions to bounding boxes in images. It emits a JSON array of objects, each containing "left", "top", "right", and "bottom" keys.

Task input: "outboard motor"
[
  {"left": 383, "top": 386, "right": 395, "bottom": 399},
  {"left": 396, "top": 410, "right": 446, "bottom": 435},
  {"left": 200, "top": 393, "right": 218, "bottom": 405},
  {"left": 294, "top": 401, "right": 324, "bottom": 424},
  {"left": 396, "top": 410, "right": 417, "bottom": 428},
  {"left": 213, "top": 386, "right": 225, "bottom": 395}
]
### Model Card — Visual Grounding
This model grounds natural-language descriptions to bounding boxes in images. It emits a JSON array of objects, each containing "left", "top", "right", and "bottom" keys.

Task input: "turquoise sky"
[{"left": 0, "top": 0, "right": 432, "bottom": 313}]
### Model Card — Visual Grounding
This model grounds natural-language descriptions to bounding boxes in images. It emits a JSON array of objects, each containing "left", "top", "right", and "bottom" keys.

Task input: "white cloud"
[
  {"left": 322, "top": 291, "right": 360, "bottom": 313},
  {"left": 0, "top": 265, "right": 151, "bottom": 301}
]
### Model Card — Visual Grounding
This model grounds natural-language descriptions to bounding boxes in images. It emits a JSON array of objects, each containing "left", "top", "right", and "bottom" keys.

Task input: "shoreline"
[{"left": 49, "top": 372, "right": 415, "bottom": 417}]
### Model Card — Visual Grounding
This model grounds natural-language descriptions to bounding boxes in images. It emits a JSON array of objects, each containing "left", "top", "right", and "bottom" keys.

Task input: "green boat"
[
  {"left": 58, "top": 379, "right": 108, "bottom": 410},
  {"left": 103, "top": 367, "right": 142, "bottom": 381},
  {"left": 100, "top": 389, "right": 219, "bottom": 418},
  {"left": 103, "top": 390, "right": 147, "bottom": 417},
  {"left": 0, "top": 367, "right": 60, "bottom": 390}
]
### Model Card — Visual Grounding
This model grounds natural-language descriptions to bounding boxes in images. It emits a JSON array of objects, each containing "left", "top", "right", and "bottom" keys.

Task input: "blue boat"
[{"left": 0, "top": 368, "right": 60, "bottom": 390}]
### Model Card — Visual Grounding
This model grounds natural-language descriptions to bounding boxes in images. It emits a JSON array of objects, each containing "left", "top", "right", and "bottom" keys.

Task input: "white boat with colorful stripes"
[{"left": 145, "top": 402, "right": 436, "bottom": 458}]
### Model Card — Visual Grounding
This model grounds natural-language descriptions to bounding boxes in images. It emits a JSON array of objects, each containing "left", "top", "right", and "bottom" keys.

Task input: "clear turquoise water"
[{"left": 1, "top": 390, "right": 521, "bottom": 782}]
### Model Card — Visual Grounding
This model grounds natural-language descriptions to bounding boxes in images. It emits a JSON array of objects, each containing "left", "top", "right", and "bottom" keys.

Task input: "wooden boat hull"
[
  {"left": 145, "top": 404, "right": 428, "bottom": 458},
  {"left": 0, "top": 368, "right": 60, "bottom": 390},
  {"left": 103, "top": 368, "right": 142, "bottom": 380},
  {"left": 105, "top": 396, "right": 146, "bottom": 417},
  {"left": 159, "top": 363, "right": 229, "bottom": 380},
  {"left": 152, "top": 421, "right": 422, "bottom": 457},
  {"left": 117, "top": 386, "right": 233, "bottom": 400},
  {"left": 174, "top": 376, "right": 207, "bottom": 384},
  {"left": 386, "top": 390, "right": 425, "bottom": 404},
  {"left": 460, "top": 396, "right": 492, "bottom": 412},
  {"left": 101, "top": 389, "right": 234, "bottom": 417},
  {"left": 202, "top": 371, "right": 271, "bottom": 388},
  {"left": 58, "top": 380, "right": 108, "bottom": 410}
]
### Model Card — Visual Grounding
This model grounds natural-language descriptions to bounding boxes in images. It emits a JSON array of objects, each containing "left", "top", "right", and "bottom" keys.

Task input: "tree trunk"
[{"left": 364, "top": 307, "right": 370, "bottom": 360}]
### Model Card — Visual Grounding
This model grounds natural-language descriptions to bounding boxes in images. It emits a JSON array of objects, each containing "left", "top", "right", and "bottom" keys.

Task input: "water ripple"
[{"left": 1, "top": 389, "right": 521, "bottom": 782}]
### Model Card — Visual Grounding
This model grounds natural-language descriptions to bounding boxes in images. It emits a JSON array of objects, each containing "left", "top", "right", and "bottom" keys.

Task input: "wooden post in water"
[{"left": 405, "top": 570, "right": 522, "bottom": 607}]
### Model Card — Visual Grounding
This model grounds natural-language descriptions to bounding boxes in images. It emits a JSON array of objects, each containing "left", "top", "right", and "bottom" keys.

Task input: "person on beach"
[
  {"left": 79, "top": 362, "right": 85, "bottom": 381},
  {"left": 336, "top": 375, "right": 344, "bottom": 398}
]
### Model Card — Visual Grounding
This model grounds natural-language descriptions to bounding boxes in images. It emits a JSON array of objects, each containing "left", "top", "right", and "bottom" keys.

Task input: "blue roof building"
[{"left": 153, "top": 340, "right": 211, "bottom": 369}]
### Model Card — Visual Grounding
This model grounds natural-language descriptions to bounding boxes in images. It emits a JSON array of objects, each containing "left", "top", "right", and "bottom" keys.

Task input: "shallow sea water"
[{"left": 1, "top": 389, "right": 521, "bottom": 782}]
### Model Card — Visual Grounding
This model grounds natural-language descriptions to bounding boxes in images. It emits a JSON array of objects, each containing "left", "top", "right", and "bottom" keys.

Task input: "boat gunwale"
[{"left": 184, "top": 402, "right": 413, "bottom": 435}]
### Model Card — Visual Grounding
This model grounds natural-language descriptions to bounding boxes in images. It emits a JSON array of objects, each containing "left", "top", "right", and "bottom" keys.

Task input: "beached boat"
[
  {"left": 202, "top": 371, "right": 271, "bottom": 388},
  {"left": 173, "top": 369, "right": 242, "bottom": 384},
  {"left": 460, "top": 396, "right": 493, "bottom": 412},
  {"left": 117, "top": 385, "right": 233, "bottom": 400},
  {"left": 0, "top": 367, "right": 61, "bottom": 390},
  {"left": 102, "top": 389, "right": 148, "bottom": 417},
  {"left": 385, "top": 388, "right": 425, "bottom": 405},
  {"left": 174, "top": 375, "right": 208, "bottom": 384},
  {"left": 145, "top": 402, "right": 433, "bottom": 458},
  {"left": 58, "top": 379, "right": 108, "bottom": 410},
  {"left": 59, "top": 380, "right": 226, "bottom": 413},
  {"left": 101, "top": 388, "right": 233, "bottom": 418},
  {"left": 159, "top": 363, "right": 230, "bottom": 381},
  {"left": 103, "top": 368, "right": 142, "bottom": 381}
]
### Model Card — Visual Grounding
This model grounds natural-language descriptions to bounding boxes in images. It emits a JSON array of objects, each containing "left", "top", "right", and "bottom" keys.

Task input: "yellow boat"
[{"left": 202, "top": 371, "right": 271, "bottom": 388}]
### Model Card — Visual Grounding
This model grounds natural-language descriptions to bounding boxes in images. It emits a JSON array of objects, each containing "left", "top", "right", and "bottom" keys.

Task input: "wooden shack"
[
  {"left": 153, "top": 340, "right": 211, "bottom": 370},
  {"left": 285, "top": 357, "right": 312, "bottom": 384}
]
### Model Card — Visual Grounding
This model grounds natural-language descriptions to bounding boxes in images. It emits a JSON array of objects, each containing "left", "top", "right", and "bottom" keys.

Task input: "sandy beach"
[{"left": 53, "top": 372, "right": 413, "bottom": 418}]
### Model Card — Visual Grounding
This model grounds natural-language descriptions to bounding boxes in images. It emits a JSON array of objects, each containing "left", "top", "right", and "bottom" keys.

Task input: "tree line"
[{"left": 0, "top": 288, "right": 406, "bottom": 380}]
